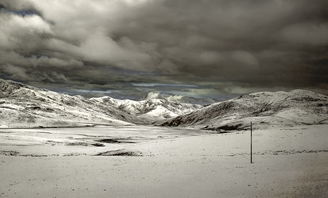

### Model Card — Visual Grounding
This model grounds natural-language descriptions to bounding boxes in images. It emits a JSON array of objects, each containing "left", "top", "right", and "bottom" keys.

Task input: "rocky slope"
[{"left": 161, "top": 90, "right": 328, "bottom": 131}]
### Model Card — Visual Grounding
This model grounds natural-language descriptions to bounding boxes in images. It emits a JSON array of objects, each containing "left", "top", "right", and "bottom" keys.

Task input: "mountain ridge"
[
  {"left": 161, "top": 89, "right": 328, "bottom": 131},
  {"left": 1, "top": 78, "right": 327, "bottom": 130}
]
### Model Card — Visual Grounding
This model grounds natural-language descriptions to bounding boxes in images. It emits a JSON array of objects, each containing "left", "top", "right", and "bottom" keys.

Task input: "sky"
[{"left": 0, "top": 0, "right": 327, "bottom": 99}]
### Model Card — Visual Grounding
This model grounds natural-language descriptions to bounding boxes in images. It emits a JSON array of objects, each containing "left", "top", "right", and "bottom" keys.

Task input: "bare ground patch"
[
  {"left": 96, "top": 138, "right": 136, "bottom": 144},
  {"left": 94, "top": 149, "right": 143, "bottom": 156}
]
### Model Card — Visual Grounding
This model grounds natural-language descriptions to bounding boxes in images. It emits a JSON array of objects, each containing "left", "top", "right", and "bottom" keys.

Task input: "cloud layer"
[{"left": 0, "top": 0, "right": 327, "bottom": 98}]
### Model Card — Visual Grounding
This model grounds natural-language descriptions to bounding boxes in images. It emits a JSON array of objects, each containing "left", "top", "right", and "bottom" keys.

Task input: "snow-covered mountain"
[
  {"left": 142, "top": 92, "right": 217, "bottom": 105},
  {"left": 2, "top": 78, "right": 327, "bottom": 130},
  {"left": 0, "top": 79, "right": 202, "bottom": 128},
  {"left": 0, "top": 79, "right": 143, "bottom": 128},
  {"left": 90, "top": 92, "right": 202, "bottom": 122},
  {"left": 162, "top": 90, "right": 328, "bottom": 131}
]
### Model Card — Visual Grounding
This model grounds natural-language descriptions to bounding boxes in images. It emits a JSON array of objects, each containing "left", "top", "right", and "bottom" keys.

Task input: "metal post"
[{"left": 250, "top": 121, "right": 253, "bottom": 164}]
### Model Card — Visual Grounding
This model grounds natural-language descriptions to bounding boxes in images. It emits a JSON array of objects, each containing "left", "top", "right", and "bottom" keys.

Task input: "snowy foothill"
[{"left": 162, "top": 89, "right": 328, "bottom": 132}]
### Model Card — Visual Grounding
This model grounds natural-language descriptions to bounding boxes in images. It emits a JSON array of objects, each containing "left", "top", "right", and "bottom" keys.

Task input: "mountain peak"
[{"left": 145, "top": 92, "right": 161, "bottom": 100}]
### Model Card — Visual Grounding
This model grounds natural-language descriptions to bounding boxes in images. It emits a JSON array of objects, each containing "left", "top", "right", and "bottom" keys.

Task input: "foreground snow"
[{"left": 0, "top": 124, "right": 327, "bottom": 197}]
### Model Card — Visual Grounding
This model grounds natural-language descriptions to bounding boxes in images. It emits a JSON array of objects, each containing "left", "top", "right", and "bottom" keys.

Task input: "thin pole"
[{"left": 250, "top": 121, "right": 253, "bottom": 164}]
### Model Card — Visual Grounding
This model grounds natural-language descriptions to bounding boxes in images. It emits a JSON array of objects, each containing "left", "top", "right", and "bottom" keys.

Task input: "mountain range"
[
  {"left": 0, "top": 79, "right": 200, "bottom": 128},
  {"left": 1, "top": 78, "right": 327, "bottom": 130}
]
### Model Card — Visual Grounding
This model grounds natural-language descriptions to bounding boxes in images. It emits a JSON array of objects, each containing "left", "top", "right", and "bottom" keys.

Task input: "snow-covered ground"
[{"left": 0, "top": 124, "right": 327, "bottom": 197}]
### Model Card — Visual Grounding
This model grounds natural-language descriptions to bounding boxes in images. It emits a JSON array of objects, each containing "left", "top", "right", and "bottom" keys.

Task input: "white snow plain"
[{"left": 0, "top": 124, "right": 327, "bottom": 198}]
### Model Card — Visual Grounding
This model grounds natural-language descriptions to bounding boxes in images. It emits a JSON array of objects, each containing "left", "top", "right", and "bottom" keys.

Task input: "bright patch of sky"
[{"left": 132, "top": 83, "right": 198, "bottom": 88}]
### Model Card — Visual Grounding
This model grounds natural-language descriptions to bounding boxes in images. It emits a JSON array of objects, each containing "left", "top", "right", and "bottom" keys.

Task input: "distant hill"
[
  {"left": 161, "top": 90, "right": 328, "bottom": 131},
  {"left": 90, "top": 92, "right": 201, "bottom": 122}
]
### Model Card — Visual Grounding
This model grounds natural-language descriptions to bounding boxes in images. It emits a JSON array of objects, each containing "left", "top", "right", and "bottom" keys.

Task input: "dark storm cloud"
[
  {"left": 0, "top": 0, "right": 327, "bottom": 97},
  {"left": 0, "top": 0, "right": 35, "bottom": 10},
  {"left": 113, "top": 0, "right": 328, "bottom": 85}
]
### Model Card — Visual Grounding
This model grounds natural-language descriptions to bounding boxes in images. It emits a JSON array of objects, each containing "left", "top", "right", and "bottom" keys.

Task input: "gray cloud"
[
  {"left": 281, "top": 22, "right": 328, "bottom": 45},
  {"left": 0, "top": 0, "right": 327, "bottom": 98},
  {"left": 0, "top": 0, "right": 35, "bottom": 10}
]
